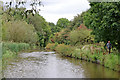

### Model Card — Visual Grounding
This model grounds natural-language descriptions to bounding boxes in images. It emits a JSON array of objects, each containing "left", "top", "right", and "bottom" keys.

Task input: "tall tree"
[
  {"left": 56, "top": 18, "right": 70, "bottom": 30},
  {"left": 27, "top": 14, "right": 51, "bottom": 47},
  {"left": 84, "top": 2, "right": 120, "bottom": 52},
  {"left": 70, "top": 12, "right": 85, "bottom": 30}
]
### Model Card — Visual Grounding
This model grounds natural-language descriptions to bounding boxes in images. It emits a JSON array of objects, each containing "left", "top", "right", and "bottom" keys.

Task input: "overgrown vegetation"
[
  {"left": 1, "top": 0, "right": 120, "bottom": 73},
  {"left": 46, "top": 1, "right": 120, "bottom": 72},
  {"left": 46, "top": 43, "right": 120, "bottom": 72},
  {"left": 1, "top": 0, "right": 49, "bottom": 70},
  {"left": 2, "top": 42, "right": 32, "bottom": 70}
]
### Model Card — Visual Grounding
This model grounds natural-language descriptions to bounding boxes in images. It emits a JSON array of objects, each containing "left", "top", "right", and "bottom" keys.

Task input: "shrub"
[
  {"left": 46, "top": 43, "right": 58, "bottom": 51},
  {"left": 55, "top": 44, "right": 75, "bottom": 56},
  {"left": 104, "top": 54, "right": 119, "bottom": 70},
  {"left": 2, "top": 20, "right": 38, "bottom": 43},
  {"left": 74, "top": 49, "right": 81, "bottom": 59},
  {"left": 69, "top": 29, "right": 94, "bottom": 46}
]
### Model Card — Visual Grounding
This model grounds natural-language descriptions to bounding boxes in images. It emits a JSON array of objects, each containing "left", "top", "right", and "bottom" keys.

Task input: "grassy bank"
[
  {"left": 2, "top": 42, "right": 39, "bottom": 70},
  {"left": 46, "top": 43, "right": 120, "bottom": 72}
]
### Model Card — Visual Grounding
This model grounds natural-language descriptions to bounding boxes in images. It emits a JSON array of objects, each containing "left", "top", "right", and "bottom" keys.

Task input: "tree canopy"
[
  {"left": 84, "top": 2, "right": 120, "bottom": 51},
  {"left": 56, "top": 18, "right": 70, "bottom": 29}
]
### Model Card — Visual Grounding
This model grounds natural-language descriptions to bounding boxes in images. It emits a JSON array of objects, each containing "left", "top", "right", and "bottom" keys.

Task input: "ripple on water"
[{"left": 3, "top": 51, "right": 120, "bottom": 78}]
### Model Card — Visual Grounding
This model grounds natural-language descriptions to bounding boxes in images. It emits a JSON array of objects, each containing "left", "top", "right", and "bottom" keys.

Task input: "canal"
[{"left": 3, "top": 52, "right": 120, "bottom": 78}]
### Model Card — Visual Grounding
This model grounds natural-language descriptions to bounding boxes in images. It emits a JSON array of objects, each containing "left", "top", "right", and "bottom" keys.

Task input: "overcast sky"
[
  {"left": 1, "top": 0, "right": 90, "bottom": 24},
  {"left": 40, "top": 0, "right": 90, "bottom": 24}
]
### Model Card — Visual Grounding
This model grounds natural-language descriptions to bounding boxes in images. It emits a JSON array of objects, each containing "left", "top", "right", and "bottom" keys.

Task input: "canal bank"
[
  {"left": 3, "top": 52, "right": 120, "bottom": 78},
  {"left": 46, "top": 43, "right": 120, "bottom": 72}
]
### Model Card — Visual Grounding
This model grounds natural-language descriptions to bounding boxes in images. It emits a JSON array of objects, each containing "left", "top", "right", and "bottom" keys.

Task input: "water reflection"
[
  {"left": 3, "top": 52, "right": 120, "bottom": 78},
  {"left": 58, "top": 55, "right": 120, "bottom": 78}
]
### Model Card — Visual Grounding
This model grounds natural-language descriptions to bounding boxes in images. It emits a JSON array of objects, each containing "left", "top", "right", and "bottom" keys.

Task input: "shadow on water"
[
  {"left": 57, "top": 55, "right": 120, "bottom": 78},
  {"left": 3, "top": 52, "right": 120, "bottom": 78}
]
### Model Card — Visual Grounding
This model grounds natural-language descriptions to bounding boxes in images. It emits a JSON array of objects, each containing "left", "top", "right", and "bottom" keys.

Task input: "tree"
[
  {"left": 3, "top": 0, "right": 42, "bottom": 16},
  {"left": 56, "top": 18, "right": 70, "bottom": 30},
  {"left": 69, "top": 24, "right": 94, "bottom": 46},
  {"left": 70, "top": 12, "right": 85, "bottom": 30},
  {"left": 84, "top": 2, "right": 120, "bottom": 52},
  {"left": 51, "top": 28, "right": 71, "bottom": 45},
  {"left": 2, "top": 20, "right": 38, "bottom": 43},
  {"left": 27, "top": 14, "right": 51, "bottom": 47}
]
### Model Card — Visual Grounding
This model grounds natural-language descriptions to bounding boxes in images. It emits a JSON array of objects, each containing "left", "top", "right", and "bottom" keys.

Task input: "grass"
[{"left": 2, "top": 42, "right": 36, "bottom": 70}]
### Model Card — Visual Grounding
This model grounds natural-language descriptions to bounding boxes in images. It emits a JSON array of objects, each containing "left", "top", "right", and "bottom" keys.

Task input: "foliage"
[
  {"left": 46, "top": 43, "right": 58, "bottom": 51},
  {"left": 55, "top": 44, "right": 75, "bottom": 56},
  {"left": 3, "top": 0, "right": 42, "bottom": 17},
  {"left": 104, "top": 54, "right": 119, "bottom": 71},
  {"left": 48, "top": 22, "right": 61, "bottom": 34},
  {"left": 2, "top": 20, "right": 38, "bottom": 44},
  {"left": 50, "top": 28, "right": 71, "bottom": 45},
  {"left": 54, "top": 43, "right": 119, "bottom": 72},
  {"left": 70, "top": 12, "right": 85, "bottom": 30},
  {"left": 84, "top": 2, "right": 120, "bottom": 51},
  {"left": 2, "top": 42, "right": 30, "bottom": 54},
  {"left": 27, "top": 14, "right": 51, "bottom": 47},
  {"left": 69, "top": 24, "right": 94, "bottom": 46},
  {"left": 2, "top": 42, "right": 31, "bottom": 70},
  {"left": 56, "top": 18, "right": 70, "bottom": 30}
]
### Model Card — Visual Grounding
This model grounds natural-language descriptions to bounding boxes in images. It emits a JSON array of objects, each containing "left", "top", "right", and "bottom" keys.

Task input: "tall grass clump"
[
  {"left": 2, "top": 42, "right": 31, "bottom": 70},
  {"left": 3, "top": 42, "right": 30, "bottom": 53}
]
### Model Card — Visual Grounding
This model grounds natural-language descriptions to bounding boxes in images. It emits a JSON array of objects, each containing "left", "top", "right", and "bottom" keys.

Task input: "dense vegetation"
[
  {"left": 1, "top": 0, "right": 50, "bottom": 70},
  {"left": 46, "top": 2, "right": 120, "bottom": 72},
  {"left": 1, "top": 0, "right": 120, "bottom": 72},
  {"left": 84, "top": 2, "right": 120, "bottom": 52}
]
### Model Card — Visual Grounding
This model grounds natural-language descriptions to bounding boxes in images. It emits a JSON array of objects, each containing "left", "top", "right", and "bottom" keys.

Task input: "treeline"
[
  {"left": 48, "top": 2, "right": 120, "bottom": 53},
  {"left": 46, "top": 1, "right": 120, "bottom": 72},
  {"left": 1, "top": 0, "right": 51, "bottom": 47},
  {"left": 1, "top": 1, "right": 120, "bottom": 52}
]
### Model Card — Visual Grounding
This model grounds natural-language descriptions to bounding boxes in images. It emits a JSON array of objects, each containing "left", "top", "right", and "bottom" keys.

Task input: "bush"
[
  {"left": 69, "top": 28, "right": 94, "bottom": 46},
  {"left": 104, "top": 54, "right": 119, "bottom": 70},
  {"left": 2, "top": 20, "right": 38, "bottom": 43},
  {"left": 55, "top": 44, "right": 75, "bottom": 56},
  {"left": 46, "top": 43, "right": 58, "bottom": 51}
]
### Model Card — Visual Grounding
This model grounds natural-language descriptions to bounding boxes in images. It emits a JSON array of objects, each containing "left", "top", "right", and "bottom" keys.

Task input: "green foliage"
[
  {"left": 2, "top": 20, "right": 38, "bottom": 43},
  {"left": 48, "top": 22, "right": 60, "bottom": 34},
  {"left": 46, "top": 43, "right": 58, "bottom": 51},
  {"left": 2, "top": 42, "right": 30, "bottom": 54},
  {"left": 69, "top": 28, "right": 94, "bottom": 46},
  {"left": 2, "top": 42, "right": 31, "bottom": 70},
  {"left": 53, "top": 43, "right": 119, "bottom": 72},
  {"left": 55, "top": 44, "right": 75, "bottom": 56},
  {"left": 27, "top": 14, "right": 51, "bottom": 47},
  {"left": 56, "top": 18, "right": 70, "bottom": 30},
  {"left": 104, "top": 54, "right": 119, "bottom": 71},
  {"left": 84, "top": 2, "right": 120, "bottom": 51},
  {"left": 70, "top": 12, "right": 85, "bottom": 30},
  {"left": 51, "top": 28, "right": 70, "bottom": 45}
]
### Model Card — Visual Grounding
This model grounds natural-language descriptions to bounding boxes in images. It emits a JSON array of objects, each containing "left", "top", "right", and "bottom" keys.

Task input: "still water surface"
[{"left": 4, "top": 52, "right": 120, "bottom": 78}]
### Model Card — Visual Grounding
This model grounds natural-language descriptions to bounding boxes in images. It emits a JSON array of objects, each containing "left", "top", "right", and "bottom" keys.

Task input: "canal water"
[{"left": 3, "top": 52, "right": 120, "bottom": 78}]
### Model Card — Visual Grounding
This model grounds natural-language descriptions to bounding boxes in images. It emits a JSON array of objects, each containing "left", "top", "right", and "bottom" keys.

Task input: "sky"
[
  {"left": 40, "top": 0, "right": 90, "bottom": 24},
  {"left": 1, "top": 0, "right": 91, "bottom": 24}
]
